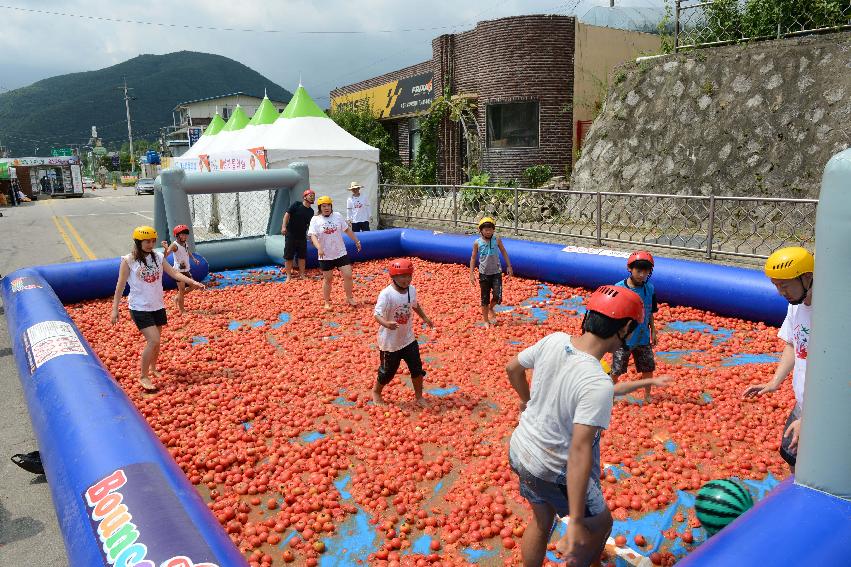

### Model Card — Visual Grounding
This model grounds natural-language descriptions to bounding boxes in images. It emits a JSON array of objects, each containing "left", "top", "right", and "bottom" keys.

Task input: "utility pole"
[{"left": 118, "top": 77, "right": 136, "bottom": 174}]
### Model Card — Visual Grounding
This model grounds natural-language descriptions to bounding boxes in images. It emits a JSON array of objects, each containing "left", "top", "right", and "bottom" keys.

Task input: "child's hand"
[
  {"left": 385, "top": 320, "right": 399, "bottom": 330},
  {"left": 110, "top": 307, "right": 119, "bottom": 325},
  {"left": 317, "top": 247, "right": 325, "bottom": 259},
  {"left": 190, "top": 280, "right": 206, "bottom": 291},
  {"left": 470, "top": 273, "right": 477, "bottom": 286},
  {"left": 506, "top": 266, "right": 514, "bottom": 278},
  {"left": 161, "top": 240, "right": 169, "bottom": 250}
]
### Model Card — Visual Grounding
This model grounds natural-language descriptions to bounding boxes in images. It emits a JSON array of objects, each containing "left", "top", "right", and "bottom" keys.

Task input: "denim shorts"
[{"left": 509, "top": 449, "right": 606, "bottom": 518}]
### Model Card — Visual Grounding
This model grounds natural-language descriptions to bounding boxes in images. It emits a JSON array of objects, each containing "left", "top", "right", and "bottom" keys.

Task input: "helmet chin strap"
[{"left": 788, "top": 276, "right": 811, "bottom": 305}]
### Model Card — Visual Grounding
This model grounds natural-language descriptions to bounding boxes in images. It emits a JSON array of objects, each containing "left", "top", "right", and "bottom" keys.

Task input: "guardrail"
[{"left": 378, "top": 184, "right": 817, "bottom": 262}]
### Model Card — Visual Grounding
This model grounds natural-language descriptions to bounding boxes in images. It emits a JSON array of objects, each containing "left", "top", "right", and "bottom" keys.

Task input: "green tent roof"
[
  {"left": 222, "top": 105, "right": 250, "bottom": 131},
  {"left": 249, "top": 96, "right": 281, "bottom": 126},
  {"left": 279, "top": 85, "right": 328, "bottom": 119},
  {"left": 203, "top": 114, "right": 226, "bottom": 136}
]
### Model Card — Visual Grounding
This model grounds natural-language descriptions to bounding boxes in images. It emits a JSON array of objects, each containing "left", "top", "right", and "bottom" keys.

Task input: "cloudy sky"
[{"left": 0, "top": 1, "right": 664, "bottom": 103}]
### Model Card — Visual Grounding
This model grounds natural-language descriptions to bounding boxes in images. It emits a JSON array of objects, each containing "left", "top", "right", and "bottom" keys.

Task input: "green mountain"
[{"left": 0, "top": 51, "right": 292, "bottom": 155}]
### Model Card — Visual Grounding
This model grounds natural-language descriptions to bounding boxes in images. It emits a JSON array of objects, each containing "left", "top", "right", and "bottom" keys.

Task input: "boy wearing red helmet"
[
  {"left": 162, "top": 224, "right": 201, "bottom": 314},
  {"left": 611, "top": 250, "right": 659, "bottom": 400},
  {"left": 506, "top": 286, "right": 671, "bottom": 567},
  {"left": 372, "top": 259, "right": 434, "bottom": 407}
]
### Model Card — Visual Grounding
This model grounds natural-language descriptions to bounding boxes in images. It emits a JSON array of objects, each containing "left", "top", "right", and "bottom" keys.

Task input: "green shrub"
[{"left": 523, "top": 165, "right": 553, "bottom": 188}]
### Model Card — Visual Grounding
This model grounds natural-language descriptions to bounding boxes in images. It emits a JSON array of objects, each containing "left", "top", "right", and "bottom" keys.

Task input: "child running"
[
  {"left": 162, "top": 224, "right": 200, "bottom": 314},
  {"left": 469, "top": 217, "right": 513, "bottom": 326},
  {"left": 372, "top": 259, "right": 433, "bottom": 407},
  {"left": 610, "top": 251, "right": 659, "bottom": 400},
  {"left": 112, "top": 226, "right": 204, "bottom": 391},
  {"left": 506, "top": 286, "right": 671, "bottom": 567}
]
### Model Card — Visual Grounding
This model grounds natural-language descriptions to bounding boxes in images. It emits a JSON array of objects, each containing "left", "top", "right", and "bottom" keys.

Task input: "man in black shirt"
[{"left": 281, "top": 189, "right": 316, "bottom": 280}]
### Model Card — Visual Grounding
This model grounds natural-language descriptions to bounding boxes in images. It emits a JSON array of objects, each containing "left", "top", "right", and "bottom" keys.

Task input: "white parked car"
[
  {"left": 135, "top": 178, "right": 156, "bottom": 195},
  {"left": 82, "top": 177, "right": 95, "bottom": 191}
]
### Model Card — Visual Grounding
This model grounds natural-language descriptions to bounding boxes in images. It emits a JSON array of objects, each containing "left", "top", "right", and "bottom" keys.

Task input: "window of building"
[
  {"left": 409, "top": 118, "right": 422, "bottom": 163},
  {"left": 486, "top": 101, "right": 539, "bottom": 148}
]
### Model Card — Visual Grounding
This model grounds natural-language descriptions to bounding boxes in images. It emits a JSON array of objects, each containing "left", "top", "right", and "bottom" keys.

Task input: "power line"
[{"left": 0, "top": 4, "right": 464, "bottom": 35}]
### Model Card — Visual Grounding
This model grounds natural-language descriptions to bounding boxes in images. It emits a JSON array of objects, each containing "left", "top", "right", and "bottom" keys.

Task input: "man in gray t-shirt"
[{"left": 506, "top": 286, "right": 670, "bottom": 567}]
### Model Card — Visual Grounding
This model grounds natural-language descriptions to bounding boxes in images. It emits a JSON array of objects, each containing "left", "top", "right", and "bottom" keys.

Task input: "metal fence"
[
  {"left": 675, "top": 0, "right": 851, "bottom": 51},
  {"left": 378, "top": 184, "right": 817, "bottom": 263},
  {"left": 188, "top": 190, "right": 276, "bottom": 241}
]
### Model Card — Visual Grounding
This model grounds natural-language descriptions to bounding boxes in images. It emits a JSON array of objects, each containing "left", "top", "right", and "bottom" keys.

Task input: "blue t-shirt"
[
  {"left": 615, "top": 278, "right": 657, "bottom": 348},
  {"left": 476, "top": 237, "right": 502, "bottom": 275}
]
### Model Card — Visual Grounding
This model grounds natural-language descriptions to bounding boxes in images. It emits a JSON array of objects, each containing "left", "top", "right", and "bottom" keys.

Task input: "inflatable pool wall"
[{"left": 4, "top": 157, "right": 849, "bottom": 566}]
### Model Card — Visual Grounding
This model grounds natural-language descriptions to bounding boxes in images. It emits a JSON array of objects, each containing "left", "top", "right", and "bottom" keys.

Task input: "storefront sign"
[
  {"left": 1, "top": 156, "right": 80, "bottom": 167},
  {"left": 331, "top": 72, "right": 434, "bottom": 119}
]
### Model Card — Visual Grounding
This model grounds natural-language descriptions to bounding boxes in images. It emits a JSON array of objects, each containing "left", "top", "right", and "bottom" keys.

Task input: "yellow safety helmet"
[
  {"left": 316, "top": 196, "right": 333, "bottom": 206},
  {"left": 764, "top": 247, "right": 814, "bottom": 280},
  {"left": 601, "top": 359, "right": 611, "bottom": 374},
  {"left": 132, "top": 225, "right": 157, "bottom": 241},
  {"left": 478, "top": 217, "right": 496, "bottom": 229}
]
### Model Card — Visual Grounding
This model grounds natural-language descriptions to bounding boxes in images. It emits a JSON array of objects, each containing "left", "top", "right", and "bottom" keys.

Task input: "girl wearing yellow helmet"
[
  {"left": 110, "top": 226, "right": 205, "bottom": 391},
  {"left": 307, "top": 196, "right": 363, "bottom": 310}
]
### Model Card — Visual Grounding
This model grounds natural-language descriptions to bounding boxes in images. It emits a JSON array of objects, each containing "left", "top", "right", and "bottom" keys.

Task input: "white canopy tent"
[{"left": 174, "top": 86, "right": 380, "bottom": 238}]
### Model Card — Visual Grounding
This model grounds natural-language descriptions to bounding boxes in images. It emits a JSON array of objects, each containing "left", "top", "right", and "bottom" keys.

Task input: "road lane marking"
[
  {"left": 64, "top": 211, "right": 153, "bottom": 217},
  {"left": 51, "top": 216, "right": 82, "bottom": 262},
  {"left": 133, "top": 212, "right": 154, "bottom": 220},
  {"left": 61, "top": 216, "right": 97, "bottom": 260}
]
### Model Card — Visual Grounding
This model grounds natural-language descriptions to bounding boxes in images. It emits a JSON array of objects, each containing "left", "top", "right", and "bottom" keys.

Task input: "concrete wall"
[
  {"left": 572, "top": 32, "right": 851, "bottom": 198},
  {"left": 573, "top": 22, "right": 661, "bottom": 149}
]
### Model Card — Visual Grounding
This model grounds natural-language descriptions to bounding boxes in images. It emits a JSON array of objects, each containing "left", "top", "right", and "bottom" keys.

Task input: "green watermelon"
[{"left": 695, "top": 479, "right": 754, "bottom": 536}]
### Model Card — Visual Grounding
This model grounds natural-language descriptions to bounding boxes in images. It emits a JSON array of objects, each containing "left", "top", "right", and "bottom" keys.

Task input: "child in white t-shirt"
[
  {"left": 308, "top": 195, "right": 362, "bottom": 310},
  {"left": 111, "top": 226, "right": 203, "bottom": 391},
  {"left": 372, "top": 259, "right": 433, "bottom": 407},
  {"left": 162, "top": 224, "right": 201, "bottom": 314},
  {"left": 346, "top": 181, "right": 371, "bottom": 232}
]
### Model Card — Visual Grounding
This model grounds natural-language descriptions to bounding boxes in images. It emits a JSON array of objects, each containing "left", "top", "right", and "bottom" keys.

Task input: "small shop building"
[
  {"left": 330, "top": 14, "right": 660, "bottom": 184},
  {"left": 0, "top": 156, "right": 84, "bottom": 199}
]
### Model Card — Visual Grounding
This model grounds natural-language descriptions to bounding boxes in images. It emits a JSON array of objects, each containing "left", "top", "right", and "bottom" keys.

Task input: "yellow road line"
[
  {"left": 51, "top": 216, "right": 82, "bottom": 262},
  {"left": 61, "top": 215, "right": 97, "bottom": 260}
]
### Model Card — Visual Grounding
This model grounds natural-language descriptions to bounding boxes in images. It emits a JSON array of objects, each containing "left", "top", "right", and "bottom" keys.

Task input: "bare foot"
[
  {"left": 372, "top": 390, "right": 385, "bottom": 405},
  {"left": 347, "top": 298, "right": 359, "bottom": 307},
  {"left": 323, "top": 302, "right": 333, "bottom": 311},
  {"left": 489, "top": 309, "right": 498, "bottom": 320},
  {"left": 140, "top": 376, "right": 157, "bottom": 392},
  {"left": 415, "top": 396, "right": 428, "bottom": 408}
]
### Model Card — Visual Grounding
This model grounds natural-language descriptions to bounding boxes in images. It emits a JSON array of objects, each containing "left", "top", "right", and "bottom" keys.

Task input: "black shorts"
[
  {"left": 779, "top": 406, "right": 801, "bottom": 467},
  {"left": 611, "top": 344, "right": 656, "bottom": 376},
  {"left": 318, "top": 254, "right": 352, "bottom": 272},
  {"left": 377, "top": 340, "right": 425, "bottom": 385},
  {"left": 130, "top": 308, "right": 167, "bottom": 330},
  {"left": 479, "top": 273, "right": 503, "bottom": 306},
  {"left": 351, "top": 221, "right": 370, "bottom": 233},
  {"left": 284, "top": 237, "right": 308, "bottom": 261}
]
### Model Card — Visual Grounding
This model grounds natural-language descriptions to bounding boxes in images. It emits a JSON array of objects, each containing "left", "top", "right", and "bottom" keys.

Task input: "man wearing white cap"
[{"left": 346, "top": 181, "right": 371, "bottom": 232}]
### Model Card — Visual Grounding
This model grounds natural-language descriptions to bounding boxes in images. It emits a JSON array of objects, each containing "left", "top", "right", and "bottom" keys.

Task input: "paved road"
[{"left": 0, "top": 187, "right": 153, "bottom": 566}]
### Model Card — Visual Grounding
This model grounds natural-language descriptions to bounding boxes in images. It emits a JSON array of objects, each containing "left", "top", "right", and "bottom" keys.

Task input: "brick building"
[{"left": 330, "top": 15, "right": 659, "bottom": 185}]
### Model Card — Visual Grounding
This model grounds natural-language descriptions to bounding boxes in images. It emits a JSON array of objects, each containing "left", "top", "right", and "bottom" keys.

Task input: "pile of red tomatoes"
[{"left": 67, "top": 259, "right": 792, "bottom": 566}]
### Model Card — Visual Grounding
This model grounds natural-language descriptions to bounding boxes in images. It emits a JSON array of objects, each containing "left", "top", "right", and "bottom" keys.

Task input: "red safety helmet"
[
  {"left": 627, "top": 250, "right": 654, "bottom": 269},
  {"left": 173, "top": 224, "right": 190, "bottom": 236},
  {"left": 586, "top": 285, "right": 644, "bottom": 323},
  {"left": 303, "top": 189, "right": 315, "bottom": 198},
  {"left": 388, "top": 259, "right": 414, "bottom": 276}
]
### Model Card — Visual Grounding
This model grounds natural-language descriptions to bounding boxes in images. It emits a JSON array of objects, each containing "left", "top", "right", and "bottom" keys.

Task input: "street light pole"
[{"left": 119, "top": 77, "right": 135, "bottom": 174}]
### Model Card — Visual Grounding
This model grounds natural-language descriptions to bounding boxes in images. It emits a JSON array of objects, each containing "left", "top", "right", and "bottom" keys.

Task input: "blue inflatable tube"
[
  {"left": 679, "top": 478, "right": 851, "bottom": 565},
  {"left": 1, "top": 271, "right": 244, "bottom": 566},
  {"left": 34, "top": 254, "right": 209, "bottom": 304},
  {"left": 397, "top": 229, "right": 788, "bottom": 325}
]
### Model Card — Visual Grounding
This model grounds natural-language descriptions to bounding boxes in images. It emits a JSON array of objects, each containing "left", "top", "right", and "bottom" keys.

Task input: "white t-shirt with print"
[
  {"left": 778, "top": 303, "right": 812, "bottom": 409},
  {"left": 509, "top": 332, "right": 614, "bottom": 482},
  {"left": 374, "top": 284, "right": 419, "bottom": 352},
  {"left": 307, "top": 212, "right": 349, "bottom": 261},
  {"left": 123, "top": 251, "right": 165, "bottom": 312},
  {"left": 346, "top": 194, "right": 370, "bottom": 224},
  {"left": 172, "top": 241, "right": 192, "bottom": 272}
]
